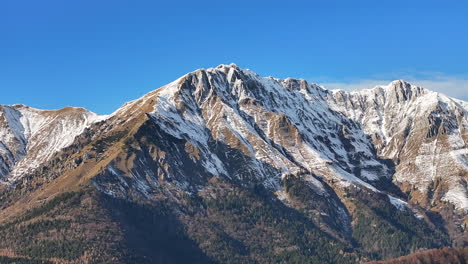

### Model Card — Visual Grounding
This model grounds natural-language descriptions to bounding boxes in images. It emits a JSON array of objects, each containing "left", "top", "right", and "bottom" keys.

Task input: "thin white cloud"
[
  {"left": 320, "top": 80, "right": 391, "bottom": 91},
  {"left": 317, "top": 74, "right": 468, "bottom": 101}
]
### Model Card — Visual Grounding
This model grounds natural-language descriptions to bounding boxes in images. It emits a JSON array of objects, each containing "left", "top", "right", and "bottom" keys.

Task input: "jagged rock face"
[
  {"left": 329, "top": 81, "right": 468, "bottom": 211},
  {"left": 147, "top": 65, "right": 394, "bottom": 188},
  {"left": 0, "top": 105, "right": 105, "bottom": 180}
]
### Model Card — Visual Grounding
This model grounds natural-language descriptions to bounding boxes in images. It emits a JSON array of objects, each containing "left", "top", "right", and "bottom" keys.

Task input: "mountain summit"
[{"left": 0, "top": 64, "right": 466, "bottom": 263}]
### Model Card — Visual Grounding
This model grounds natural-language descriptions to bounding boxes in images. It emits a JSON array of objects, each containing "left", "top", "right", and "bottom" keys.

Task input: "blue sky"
[{"left": 1, "top": 0, "right": 467, "bottom": 114}]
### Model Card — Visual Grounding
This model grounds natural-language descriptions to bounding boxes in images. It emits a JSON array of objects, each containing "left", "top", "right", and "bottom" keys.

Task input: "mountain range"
[{"left": 0, "top": 64, "right": 466, "bottom": 263}]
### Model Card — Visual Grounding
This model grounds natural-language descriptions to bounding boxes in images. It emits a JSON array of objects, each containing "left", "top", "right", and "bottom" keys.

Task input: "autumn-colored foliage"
[{"left": 366, "top": 247, "right": 468, "bottom": 264}]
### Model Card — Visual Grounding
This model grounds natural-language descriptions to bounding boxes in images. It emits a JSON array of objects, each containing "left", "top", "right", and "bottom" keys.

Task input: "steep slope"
[{"left": 0, "top": 64, "right": 465, "bottom": 263}]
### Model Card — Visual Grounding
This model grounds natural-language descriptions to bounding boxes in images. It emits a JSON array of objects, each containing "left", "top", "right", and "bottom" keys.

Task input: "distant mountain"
[
  {"left": 0, "top": 105, "right": 105, "bottom": 180},
  {"left": 0, "top": 64, "right": 466, "bottom": 263}
]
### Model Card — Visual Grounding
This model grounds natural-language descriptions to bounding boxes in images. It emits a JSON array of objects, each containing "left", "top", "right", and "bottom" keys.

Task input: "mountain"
[
  {"left": 331, "top": 80, "right": 468, "bottom": 210},
  {"left": 0, "top": 105, "right": 105, "bottom": 180},
  {"left": 0, "top": 64, "right": 466, "bottom": 263}
]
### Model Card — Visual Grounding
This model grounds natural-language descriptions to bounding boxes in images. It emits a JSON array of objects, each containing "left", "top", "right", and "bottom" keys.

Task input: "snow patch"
[{"left": 388, "top": 195, "right": 408, "bottom": 211}]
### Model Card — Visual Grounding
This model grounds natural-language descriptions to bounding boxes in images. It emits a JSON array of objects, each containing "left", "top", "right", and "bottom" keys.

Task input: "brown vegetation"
[{"left": 366, "top": 247, "right": 468, "bottom": 264}]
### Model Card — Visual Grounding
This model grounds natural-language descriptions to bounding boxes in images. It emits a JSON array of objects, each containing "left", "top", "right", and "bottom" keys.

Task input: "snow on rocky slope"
[
  {"left": 329, "top": 80, "right": 468, "bottom": 210},
  {"left": 142, "top": 64, "right": 395, "bottom": 192},
  {"left": 0, "top": 104, "right": 106, "bottom": 181}
]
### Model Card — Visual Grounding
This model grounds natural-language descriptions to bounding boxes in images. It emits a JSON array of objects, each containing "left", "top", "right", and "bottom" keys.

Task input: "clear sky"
[{"left": 1, "top": 0, "right": 467, "bottom": 114}]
